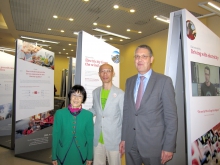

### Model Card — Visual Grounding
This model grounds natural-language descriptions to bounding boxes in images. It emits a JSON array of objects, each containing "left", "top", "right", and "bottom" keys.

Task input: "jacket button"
[
  {"left": 135, "top": 114, "right": 138, "bottom": 116},
  {"left": 133, "top": 128, "right": 136, "bottom": 130}
]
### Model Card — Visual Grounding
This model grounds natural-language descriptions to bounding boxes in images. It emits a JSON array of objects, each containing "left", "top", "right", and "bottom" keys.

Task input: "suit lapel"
[
  {"left": 139, "top": 71, "right": 157, "bottom": 109},
  {"left": 130, "top": 75, "right": 137, "bottom": 112},
  {"left": 103, "top": 85, "right": 115, "bottom": 112}
]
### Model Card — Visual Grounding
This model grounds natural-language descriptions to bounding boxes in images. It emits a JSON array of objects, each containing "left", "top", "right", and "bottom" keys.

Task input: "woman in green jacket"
[{"left": 52, "top": 85, "right": 93, "bottom": 165}]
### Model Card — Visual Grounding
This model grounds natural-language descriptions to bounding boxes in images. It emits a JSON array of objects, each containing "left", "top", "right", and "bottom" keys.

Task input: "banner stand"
[{"left": 165, "top": 11, "right": 187, "bottom": 165}]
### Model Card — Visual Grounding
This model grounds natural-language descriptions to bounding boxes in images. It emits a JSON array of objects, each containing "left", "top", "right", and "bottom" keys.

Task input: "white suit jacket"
[{"left": 89, "top": 85, "right": 124, "bottom": 151}]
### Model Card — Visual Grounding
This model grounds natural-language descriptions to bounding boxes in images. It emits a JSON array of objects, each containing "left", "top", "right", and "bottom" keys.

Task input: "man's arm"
[{"left": 161, "top": 77, "right": 178, "bottom": 152}]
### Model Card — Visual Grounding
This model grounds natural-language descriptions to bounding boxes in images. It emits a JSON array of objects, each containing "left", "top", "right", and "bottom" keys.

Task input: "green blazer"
[{"left": 52, "top": 108, "right": 93, "bottom": 165}]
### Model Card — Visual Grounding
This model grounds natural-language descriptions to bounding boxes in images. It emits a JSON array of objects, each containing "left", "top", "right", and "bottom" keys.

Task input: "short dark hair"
[
  {"left": 68, "top": 85, "right": 87, "bottom": 103},
  {"left": 204, "top": 66, "right": 210, "bottom": 74},
  {"left": 135, "top": 45, "right": 153, "bottom": 57}
]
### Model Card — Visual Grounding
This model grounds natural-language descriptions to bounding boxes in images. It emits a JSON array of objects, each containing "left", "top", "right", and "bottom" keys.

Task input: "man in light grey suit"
[
  {"left": 90, "top": 63, "right": 124, "bottom": 165},
  {"left": 119, "top": 45, "right": 178, "bottom": 165}
]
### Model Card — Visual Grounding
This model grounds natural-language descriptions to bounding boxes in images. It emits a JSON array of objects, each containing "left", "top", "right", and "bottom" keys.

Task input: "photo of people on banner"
[
  {"left": 191, "top": 62, "right": 220, "bottom": 96},
  {"left": 17, "top": 40, "right": 54, "bottom": 70},
  {"left": 0, "top": 103, "right": 12, "bottom": 120},
  {"left": 191, "top": 123, "right": 220, "bottom": 165},
  {"left": 15, "top": 110, "right": 54, "bottom": 139}
]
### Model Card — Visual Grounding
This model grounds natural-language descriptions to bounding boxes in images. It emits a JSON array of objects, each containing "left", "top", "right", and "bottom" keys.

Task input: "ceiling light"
[
  {"left": 83, "top": 0, "right": 89, "bottom": 1},
  {"left": 208, "top": 2, "right": 220, "bottom": 11},
  {"left": 106, "top": 25, "right": 111, "bottom": 28},
  {"left": 69, "top": 18, "right": 74, "bottom": 21},
  {"left": 154, "top": 15, "right": 170, "bottom": 23},
  {"left": 63, "top": 49, "right": 65, "bottom": 50},
  {"left": 120, "top": 39, "right": 123, "bottom": 41},
  {"left": 127, "top": 29, "right": 130, "bottom": 31},
  {"left": 66, "top": 53, "right": 68, "bottom": 54},
  {"left": 114, "top": 5, "right": 119, "bottom": 9},
  {"left": 59, "top": 52, "right": 61, "bottom": 54},
  {"left": 92, "top": 28, "right": 130, "bottom": 39},
  {"left": 48, "top": 28, "right": 51, "bottom": 30},
  {"left": 61, "top": 30, "right": 64, "bottom": 32},
  {"left": 199, "top": 1, "right": 220, "bottom": 16},
  {"left": 49, "top": 47, "right": 51, "bottom": 49},
  {"left": 71, "top": 50, "right": 74, "bottom": 51},
  {"left": 0, "top": 47, "right": 15, "bottom": 52},
  {"left": 93, "top": 22, "right": 97, "bottom": 25},
  {"left": 110, "top": 38, "right": 113, "bottom": 40},
  {"left": 69, "top": 44, "right": 71, "bottom": 45},
  {"left": 53, "top": 15, "right": 58, "bottom": 18},
  {"left": 138, "top": 31, "right": 142, "bottom": 33},
  {"left": 130, "top": 9, "right": 135, "bottom": 13},
  {"left": 36, "top": 43, "right": 49, "bottom": 47},
  {"left": 20, "top": 36, "right": 59, "bottom": 44},
  {"left": 73, "top": 32, "right": 79, "bottom": 35}
]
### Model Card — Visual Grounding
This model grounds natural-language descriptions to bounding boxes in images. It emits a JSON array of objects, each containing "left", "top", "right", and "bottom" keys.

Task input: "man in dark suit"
[{"left": 119, "top": 45, "right": 178, "bottom": 165}]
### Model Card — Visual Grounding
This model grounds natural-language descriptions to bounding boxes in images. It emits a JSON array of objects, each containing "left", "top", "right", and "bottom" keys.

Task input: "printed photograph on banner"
[
  {"left": 17, "top": 40, "right": 54, "bottom": 70},
  {"left": 111, "top": 50, "right": 120, "bottom": 63},
  {"left": 191, "top": 123, "right": 220, "bottom": 165},
  {"left": 191, "top": 62, "right": 220, "bottom": 96},
  {"left": 0, "top": 103, "right": 12, "bottom": 120},
  {"left": 186, "top": 20, "right": 196, "bottom": 40},
  {"left": 15, "top": 110, "right": 54, "bottom": 139}
]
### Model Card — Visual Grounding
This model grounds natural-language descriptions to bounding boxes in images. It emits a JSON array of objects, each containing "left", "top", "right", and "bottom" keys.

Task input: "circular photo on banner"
[
  {"left": 186, "top": 20, "right": 196, "bottom": 40},
  {"left": 111, "top": 50, "right": 120, "bottom": 63}
]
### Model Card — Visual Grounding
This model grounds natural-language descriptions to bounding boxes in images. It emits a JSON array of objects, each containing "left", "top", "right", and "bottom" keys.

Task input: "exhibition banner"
[
  {"left": 14, "top": 39, "right": 54, "bottom": 155},
  {"left": 75, "top": 31, "right": 120, "bottom": 109},
  {"left": 182, "top": 10, "right": 220, "bottom": 164},
  {"left": 0, "top": 52, "right": 14, "bottom": 148}
]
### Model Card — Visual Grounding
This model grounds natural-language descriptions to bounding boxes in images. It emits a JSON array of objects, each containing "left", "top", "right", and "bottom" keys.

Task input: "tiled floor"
[{"left": 0, "top": 146, "right": 48, "bottom": 165}]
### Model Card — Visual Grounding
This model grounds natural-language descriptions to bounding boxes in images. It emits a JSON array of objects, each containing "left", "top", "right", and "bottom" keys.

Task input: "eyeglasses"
[
  {"left": 71, "top": 93, "right": 83, "bottom": 99},
  {"left": 99, "top": 69, "right": 112, "bottom": 74},
  {"left": 134, "top": 55, "right": 150, "bottom": 60}
]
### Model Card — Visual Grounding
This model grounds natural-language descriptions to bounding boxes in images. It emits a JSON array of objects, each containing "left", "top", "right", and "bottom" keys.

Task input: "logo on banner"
[
  {"left": 111, "top": 51, "right": 120, "bottom": 63},
  {"left": 186, "top": 20, "right": 196, "bottom": 40}
]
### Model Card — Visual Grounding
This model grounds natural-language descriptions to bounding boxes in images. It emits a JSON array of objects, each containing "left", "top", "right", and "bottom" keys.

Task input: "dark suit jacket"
[{"left": 121, "top": 71, "right": 178, "bottom": 158}]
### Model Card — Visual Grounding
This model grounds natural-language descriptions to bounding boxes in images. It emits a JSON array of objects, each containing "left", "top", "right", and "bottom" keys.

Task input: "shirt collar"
[{"left": 138, "top": 69, "right": 152, "bottom": 80}]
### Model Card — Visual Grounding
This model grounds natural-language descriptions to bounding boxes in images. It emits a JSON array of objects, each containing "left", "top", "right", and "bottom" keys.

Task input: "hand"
[
  {"left": 52, "top": 160, "right": 58, "bottom": 165},
  {"left": 119, "top": 141, "right": 125, "bottom": 157},
  {"left": 161, "top": 150, "right": 173, "bottom": 164},
  {"left": 86, "top": 160, "right": 92, "bottom": 165}
]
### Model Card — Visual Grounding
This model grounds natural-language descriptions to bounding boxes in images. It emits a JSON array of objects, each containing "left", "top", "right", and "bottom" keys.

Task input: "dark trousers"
[{"left": 125, "top": 139, "right": 163, "bottom": 165}]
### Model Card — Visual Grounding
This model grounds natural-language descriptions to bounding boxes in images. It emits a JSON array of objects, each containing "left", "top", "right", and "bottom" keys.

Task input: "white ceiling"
[{"left": 0, "top": 0, "right": 219, "bottom": 56}]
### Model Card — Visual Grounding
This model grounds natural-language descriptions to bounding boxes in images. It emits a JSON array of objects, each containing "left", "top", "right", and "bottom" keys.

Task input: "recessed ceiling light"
[
  {"left": 138, "top": 31, "right": 142, "bottom": 33},
  {"left": 69, "top": 44, "right": 71, "bottom": 45},
  {"left": 20, "top": 36, "right": 59, "bottom": 44},
  {"left": 71, "top": 50, "right": 74, "bottom": 51},
  {"left": 83, "top": 0, "right": 89, "bottom": 1},
  {"left": 69, "top": 18, "right": 74, "bottom": 21},
  {"left": 48, "top": 28, "right": 51, "bottom": 30},
  {"left": 106, "top": 25, "right": 111, "bottom": 28},
  {"left": 66, "top": 53, "right": 68, "bottom": 54},
  {"left": 92, "top": 28, "right": 130, "bottom": 39},
  {"left": 130, "top": 9, "right": 135, "bottom": 13},
  {"left": 154, "top": 15, "right": 170, "bottom": 23},
  {"left": 114, "top": 5, "right": 119, "bottom": 9},
  {"left": 53, "top": 15, "right": 58, "bottom": 18},
  {"left": 127, "top": 29, "right": 130, "bottom": 32},
  {"left": 73, "top": 32, "right": 78, "bottom": 35},
  {"left": 61, "top": 30, "right": 64, "bottom": 32},
  {"left": 63, "top": 49, "right": 65, "bottom": 50},
  {"left": 120, "top": 39, "right": 123, "bottom": 41},
  {"left": 110, "top": 38, "right": 113, "bottom": 40},
  {"left": 49, "top": 47, "right": 51, "bottom": 49},
  {"left": 59, "top": 52, "right": 61, "bottom": 54},
  {"left": 93, "top": 22, "right": 97, "bottom": 25}
]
